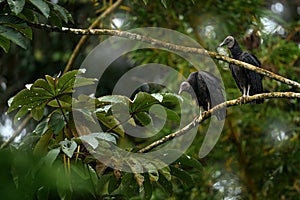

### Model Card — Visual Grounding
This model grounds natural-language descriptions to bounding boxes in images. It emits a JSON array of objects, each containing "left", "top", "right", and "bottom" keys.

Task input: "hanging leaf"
[
  {"left": 170, "top": 166, "right": 194, "bottom": 187},
  {"left": 33, "top": 118, "right": 49, "bottom": 136},
  {"left": 0, "top": 35, "right": 10, "bottom": 52},
  {"left": 29, "top": 0, "right": 50, "bottom": 18},
  {"left": 161, "top": 0, "right": 167, "bottom": 8},
  {"left": 143, "top": 173, "right": 153, "bottom": 200},
  {"left": 33, "top": 130, "right": 53, "bottom": 156},
  {"left": 0, "top": 26, "right": 27, "bottom": 49},
  {"left": 130, "top": 92, "right": 159, "bottom": 113},
  {"left": 157, "top": 171, "right": 173, "bottom": 194},
  {"left": 176, "top": 153, "right": 203, "bottom": 171},
  {"left": 42, "top": 147, "right": 60, "bottom": 166},
  {"left": 97, "top": 113, "right": 125, "bottom": 137},
  {"left": 79, "top": 132, "right": 117, "bottom": 149},
  {"left": 60, "top": 140, "right": 77, "bottom": 158},
  {"left": 134, "top": 111, "right": 152, "bottom": 126},
  {"left": 49, "top": 112, "right": 66, "bottom": 135},
  {"left": 108, "top": 175, "right": 121, "bottom": 194},
  {"left": 7, "top": 0, "right": 25, "bottom": 14}
]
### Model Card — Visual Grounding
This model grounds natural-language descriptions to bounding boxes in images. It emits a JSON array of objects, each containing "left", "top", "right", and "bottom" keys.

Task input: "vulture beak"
[
  {"left": 178, "top": 88, "right": 183, "bottom": 95},
  {"left": 219, "top": 40, "right": 227, "bottom": 47}
]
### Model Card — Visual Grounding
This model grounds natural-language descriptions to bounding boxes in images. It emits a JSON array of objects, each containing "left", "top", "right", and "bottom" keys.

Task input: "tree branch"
[
  {"left": 28, "top": 23, "right": 300, "bottom": 89},
  {"left": 138, "top": 92, "right": 300, "bottom": 153},
  {"left": 0, "top": 115, "right": 31, "bottom": 149},
  {"left": 63, "top": 0, "right": 124, "bottom": 74}
]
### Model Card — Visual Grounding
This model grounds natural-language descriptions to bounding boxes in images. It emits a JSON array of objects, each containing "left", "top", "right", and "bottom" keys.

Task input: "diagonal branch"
[
  {"left": 27, "top": 23, "right": 300, "bottom": 89},
  {"left": 63, "top": 0, "right": 124, "bottom": 74},
  {"left": 138, "top": 92, "right": 300, "bottom": 153}
]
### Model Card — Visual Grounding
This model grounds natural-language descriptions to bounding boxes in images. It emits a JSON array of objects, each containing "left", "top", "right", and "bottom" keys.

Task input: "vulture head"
[
  {"left": 219, "top": 36, "right": 235, "bottom": 48},
  {"left": 178, "top": 81, "right": 192, "bottom": 95}
]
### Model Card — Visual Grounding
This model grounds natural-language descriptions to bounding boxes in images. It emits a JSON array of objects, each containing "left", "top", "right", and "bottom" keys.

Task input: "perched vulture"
[
  {"left": 178, "top": 71, "right": 226, "bottom": 120},
  {"left": 219, "top": 36, "right": 263, "bottom": 104}
]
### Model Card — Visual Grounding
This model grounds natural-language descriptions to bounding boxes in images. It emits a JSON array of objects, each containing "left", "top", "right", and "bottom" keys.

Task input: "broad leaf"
[
  {"left": 0, "top": 26, "right": 27, "bottom": 49},
  {"left": 42, "top": 147, "right": 60, "bottom": 166},
  {"left": 176, "top": 153, "right": 203, "bottom": 171},
  {"left": 143, "top": 173, "right": 152, "bottom": 200},
  {"left": 0, "top": 35, "right": 10, "bottom": 52},
  {"left": 134, "top": 111, "right": 152, "bottom": 126},
  {"left": 130, "top": 92, "right": 159, "bottom": 113},
  {"left": 29, "top": 0, "right": 50, "bottom": 18},
  {"left": 7, "top": 0, "right": 25, "bottom": 14},
  {"left": 79, "top": 132, "right": 117, "bottom": 149},
  {"left": 170, "top": 166, "right": 194, "bottom": 187},
  {"left": 49, "top": 112, "right": 66, "bottom": 135},
  {"left": 97, "top": 113, "right": 125, "bottom": 137},
  {"left": 33, "top": 118, "right": 49, "bottom": 136},
  {"left": 7, "top": 70, "right": 96, "bottom": 122},
  {"left": 60, "top": 140, "right": 77, "bottom": 158}
]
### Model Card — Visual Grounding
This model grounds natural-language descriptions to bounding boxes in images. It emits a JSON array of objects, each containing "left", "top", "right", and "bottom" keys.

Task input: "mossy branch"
[{"left": 28, "top": 23, "right": 300, "bottom": 89}]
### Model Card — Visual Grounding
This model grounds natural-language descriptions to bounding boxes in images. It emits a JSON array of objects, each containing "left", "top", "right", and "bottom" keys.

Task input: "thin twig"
[
  {"left": 63, "top": 0, "right": 124, "bottom": 74},
  {"left": 28, "top": 23, "right": 300, "bottom": 89},
  {"left": 138, "top": 92, "right": 300, "bottom": 153},
  {"left": 0, "top": 115, "right": 31, "bottom": 149}
]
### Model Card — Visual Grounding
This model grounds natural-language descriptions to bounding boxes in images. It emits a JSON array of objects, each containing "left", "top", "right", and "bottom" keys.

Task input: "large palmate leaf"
[
  {"left": 7, "top": 70, "right": 96, "bottom": 122},
  {"left": 96, "top": 92, "right": 182, "bottom": 135}
]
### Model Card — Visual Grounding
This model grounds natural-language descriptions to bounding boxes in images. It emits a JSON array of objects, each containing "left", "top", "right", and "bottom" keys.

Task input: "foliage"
[
  {"left": 0, "top": 0, "right": 73, "bottom": 52},
  {"left": 1, "top": 0, "right": 300, "bottom": 200}
]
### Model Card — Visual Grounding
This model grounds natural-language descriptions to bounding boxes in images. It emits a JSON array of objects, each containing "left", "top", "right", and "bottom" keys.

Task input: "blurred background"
[{"left": 0, "top": 0, "right": 300, "bottom": 199}]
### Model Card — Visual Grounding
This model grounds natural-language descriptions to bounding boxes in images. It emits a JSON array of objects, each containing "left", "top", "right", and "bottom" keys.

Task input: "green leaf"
[
  {"left": 7, "top": 0, "right": 25, "bottom": 14},
  {"left": 161, "top": 0, "right": 167, "bottom": 8},
  {"left": 33, "top": 78, "right": 55, "bottom": 95},
  {"left": 37, "top": 186, "right": 49, "bottom": 200},
  {"left": 146, "top": 163, "right": 159, "bottom": 182},
  {"left": 60, "top": 140, "right": 77, "bottom": 158},
  {"left": 176, "top": 153, "right": 203, "bottom": 171},
  {"left": 43, "top": 147, "right": 60, "bottom": 166},
  {"left": 0, "top": 26, "right": 27, "bottom": 49},
  {"left": 98, "top": 95, "right": 130, "bottom": 105},
  {"left": 108, "top": 175, "right": 120, "bottom": 194},
  {"left": 48, "top": 95, "right": 72, "bottom": 109},
  {"left": 119, "top": 173, "right": 139, "bottom": 197},
  {"left": 134, "top": 111, "right": 152, "bottom": 126},
  {"left": 33, "top": 118, "right": 49, "bottom": 136},
  {"left": 159, "top": 166, "right": 171, "bottom": 181},
  {"left": 130, "top": 92, "right": 159, "bottom": 113},
  {"left": 158, "top": 171, "right": 173, "bottom": 194},
  {"left": 142, "top": 0, "right": 148, "bottom": 5},
  {"left": 143, "top": 173, "right": 152, "bottom": 200},
  {"left": 49, "top": 2, "right": 68, "bottom": 23},
  {"left": 79, "top": 132, "right": 117, "bottom": 149},
  {"left": 29, "top": 0, "right": 50, "bottom": 18},
  {"left": 0, "top": 35, "right": 10, "bottom": 52},
  {"left": 33, "top": 130, "right": 53, "bottom": 156},
  {"left": 49, "top": 112, "right": 66, "bottom": 134},
  {"left": 0, "top": 14, "right": 24, "bottom": 24},
  {"left": 170, "top": 166, "right": 194, "bottom": 187},
  {"left": 161, "top": 93, "right": 182, "bottom": 108},
  {"left": 31, "top": 102, "right": 46, "bottom": 121},
  {"left": 97, "top": 113, "right": 125, "bottom": 137}
]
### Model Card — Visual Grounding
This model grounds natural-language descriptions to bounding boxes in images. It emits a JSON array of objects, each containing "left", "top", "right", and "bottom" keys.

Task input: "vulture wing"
[
  {"left": 199, "top": 71, "right": 226, "bottom": 120},
  {"left": 240, "top": 52, "right": 264, "bottom": 103}
]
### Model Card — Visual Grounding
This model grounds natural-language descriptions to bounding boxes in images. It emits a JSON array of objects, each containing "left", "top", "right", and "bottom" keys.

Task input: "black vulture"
[
  {"left": 219, "top": 36, "right": 263, "bottom": 104},
  {"left": 178, "top": 71, "right": 226, "bottom": 120}
]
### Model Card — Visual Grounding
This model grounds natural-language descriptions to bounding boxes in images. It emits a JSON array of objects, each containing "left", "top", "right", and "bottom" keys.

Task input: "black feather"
[
  {"left": 179, "top": 71, "right": 226, "bottom": 120},
  {"left": 221, "top": 36, "right": 263, "bottom": 104}
]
